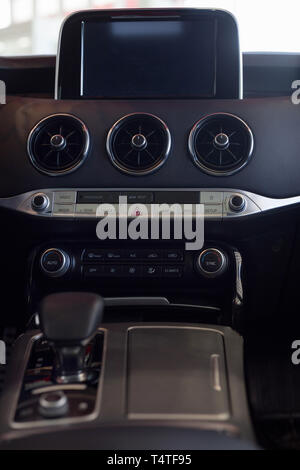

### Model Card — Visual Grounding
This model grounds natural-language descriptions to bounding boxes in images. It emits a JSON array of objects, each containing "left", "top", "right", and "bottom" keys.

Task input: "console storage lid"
[{"left": 127, "top": 326, "right": 230, "bottom": 419}]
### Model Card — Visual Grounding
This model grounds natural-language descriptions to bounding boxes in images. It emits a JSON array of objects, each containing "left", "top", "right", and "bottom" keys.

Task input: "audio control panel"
[
  {"left": 32, "top": 190, "right": 254, "bottom": 219},
  {"left": 0, "top": 188, "right": 272, "bottom": 220},
  {"left": 2, "top": 187, "right": 299, "bottom": 221}
]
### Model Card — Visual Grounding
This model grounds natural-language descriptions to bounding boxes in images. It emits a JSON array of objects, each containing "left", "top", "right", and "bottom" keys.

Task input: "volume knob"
[
  {"left": 31, "top": 193, "right": 50, "bottom": 212},
  {"left": 229, "top": 194, "right": 246, "bottom": 213}
]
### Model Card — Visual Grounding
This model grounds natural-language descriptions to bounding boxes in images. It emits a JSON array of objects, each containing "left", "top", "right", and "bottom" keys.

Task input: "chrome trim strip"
[
  {"left": 211, "top": 354, "right": 222, "bottom": 392},
  {"left": 104, "top": 297, "right": 220, "bottom": 310},
  {"left": 1, "top": 188, "right": 300, "bottom": 219},
  {"left": 128, "top": 411, "right": 230, "bottom": 421},
  {"left": 233, "top": 250, "right": 243, "bottom": 306},
  {"left": 165, "top": 303, "right": 220, "bottom": 311},
  {"left": 127, "top": 324, "right": 225, "bottom": 337},
  {"left": 32, "top": 384, "right": 87, "bottom": 395},
  {"left": 104, "top": 297, "right": 170, "bottom": 306},
  {"left": 80, "top": 21, "right": 85, "bottom": 98}
]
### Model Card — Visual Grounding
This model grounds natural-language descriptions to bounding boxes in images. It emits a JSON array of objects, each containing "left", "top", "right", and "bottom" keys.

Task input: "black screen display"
[{"left": 81, "top": 19, "right": 216, "bottom": 99}]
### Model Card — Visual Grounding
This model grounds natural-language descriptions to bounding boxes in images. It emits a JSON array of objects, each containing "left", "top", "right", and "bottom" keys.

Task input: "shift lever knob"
[{"left": 39, "top": 292, "right": 104, "bottom": 383}]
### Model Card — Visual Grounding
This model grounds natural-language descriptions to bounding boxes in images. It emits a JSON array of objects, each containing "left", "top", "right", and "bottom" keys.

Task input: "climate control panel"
[
  {"left": 37, "top": 245, "right": 229, "bottom": 281},
  {"left": 30, "top": 243, "right": 237, "bottom": 311}
]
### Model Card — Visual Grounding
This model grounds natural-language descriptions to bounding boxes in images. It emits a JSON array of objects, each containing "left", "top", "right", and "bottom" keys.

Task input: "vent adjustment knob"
[
  {"left": 50, "top": 134, "right": 66, "bottom": 151},
  {"left": 214, "top": 133, "right": 229, "bottom": 150},
  {"left": 131, "top": 133, "right": 147, "bottom": 150}
]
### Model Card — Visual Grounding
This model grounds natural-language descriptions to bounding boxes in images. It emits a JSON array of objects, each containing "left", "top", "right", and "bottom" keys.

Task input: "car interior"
[{"left": 0, "top": 3, "right": 300, "bottom": 452}]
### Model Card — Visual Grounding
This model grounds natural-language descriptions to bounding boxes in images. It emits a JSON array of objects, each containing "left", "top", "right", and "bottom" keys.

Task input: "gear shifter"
[{"left": 39, "top": 292, "right": 104, "bottom": 384}]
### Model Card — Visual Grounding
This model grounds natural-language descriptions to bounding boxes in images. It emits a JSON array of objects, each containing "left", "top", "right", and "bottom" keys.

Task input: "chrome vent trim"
[
  {"left": 27, "top": 113, "right": 90, "bottom": 176},
  {"left": 189, "top": 113, "right": 254, "bottom": 177},
  {"left": 106, "top": 113, "right": 171, "bottom": 176}
]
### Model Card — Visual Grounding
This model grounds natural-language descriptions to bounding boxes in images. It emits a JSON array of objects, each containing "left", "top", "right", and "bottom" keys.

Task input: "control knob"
[
  {"left": 31, "top": 193, "right": 50, "bottom": 212},
  {"left": 38, "top": 391, "right": 69, "bottom": 418},
  {"left": 229, "top": 194, "right": 246, "bottom": 213},
  {"left": 196, "top": 248, "right": 228, "bottom": 278},
  {"left": 40, "top": 248, "right": 71, "bottom": 278}
]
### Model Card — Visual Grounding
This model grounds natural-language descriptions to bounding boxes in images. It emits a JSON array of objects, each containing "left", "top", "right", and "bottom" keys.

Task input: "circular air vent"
[
  {"left": 106, "top": 113, "right": 171, "bottom": 175},
  {"left": 27, "top": 114, "right": 90, "bottom": 176},
  {"left": 189, "top": 113, "right": 254, "bottom": 176}
]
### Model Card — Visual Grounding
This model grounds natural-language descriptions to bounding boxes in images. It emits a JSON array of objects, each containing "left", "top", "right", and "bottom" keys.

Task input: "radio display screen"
[{"left": 81, "top": 19, "right": 217, "bottom": 99}]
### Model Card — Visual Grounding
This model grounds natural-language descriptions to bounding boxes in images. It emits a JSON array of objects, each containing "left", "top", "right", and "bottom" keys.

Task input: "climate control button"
[
  {"left": 196, "top": 248, "right": 228, "bottom": 278},
  {"left": 40, "top": 248, "right": 71, "bottom": 278}
]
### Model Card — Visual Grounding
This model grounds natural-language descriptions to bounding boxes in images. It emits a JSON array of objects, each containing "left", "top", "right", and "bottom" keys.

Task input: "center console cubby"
[{"left": 127, "top": 326, "right": 230, "bottom": 419}]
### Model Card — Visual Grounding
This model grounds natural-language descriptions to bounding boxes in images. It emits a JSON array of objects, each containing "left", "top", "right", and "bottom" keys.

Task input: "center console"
[{"left": 0, "top": 293, "right": 253, "bottom": 448}]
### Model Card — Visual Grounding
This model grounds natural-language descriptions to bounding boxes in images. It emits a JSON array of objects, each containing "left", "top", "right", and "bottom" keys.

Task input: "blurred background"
[{"left": 0, "top": 0, "right": 298, "bottom": 55}]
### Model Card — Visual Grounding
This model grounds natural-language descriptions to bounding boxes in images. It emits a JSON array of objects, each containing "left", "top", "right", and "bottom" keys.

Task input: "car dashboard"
[{"left": 0, "top": 7, "right": 299, "bottom": 452}]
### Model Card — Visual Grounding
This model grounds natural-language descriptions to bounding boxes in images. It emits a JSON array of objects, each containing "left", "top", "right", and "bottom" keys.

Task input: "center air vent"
[
  {"left": 27, "top": 114, "right": 90, "bottom": 176},
  {"left": 189, "top": 113, "right": 254, "bottom": 176},
  {"left": 106, "top": 113, "right": 171, "bottom": 175}
]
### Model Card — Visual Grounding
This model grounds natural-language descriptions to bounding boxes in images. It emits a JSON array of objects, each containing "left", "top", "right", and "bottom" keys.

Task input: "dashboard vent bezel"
[
  {"left": 188, "top": 113, "right": 254, "bottom": 177},
  {"left": 106, "top": 113, "right": 171, "bottom": 176},
  {"left": 27, "top": 113, "right": 90, "bottom": 176}
]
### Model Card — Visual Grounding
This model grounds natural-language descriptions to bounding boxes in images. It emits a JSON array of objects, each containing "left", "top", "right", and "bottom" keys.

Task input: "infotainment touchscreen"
[
  {"left": 81, "top": 19, "right": 216, "bottom": 99},
  {"left": 56, "top": 9, "right": 241, "bottom": 100}
]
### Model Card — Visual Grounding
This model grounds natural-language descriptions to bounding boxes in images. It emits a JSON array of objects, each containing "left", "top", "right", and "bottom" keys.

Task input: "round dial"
[
  {"left": 196, "top": 248, "right": 228, "bottom": 278},
  {"left": 40, "top": 248, "right": 71, "bottom": 278}
]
